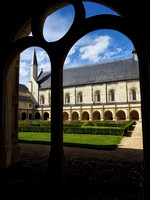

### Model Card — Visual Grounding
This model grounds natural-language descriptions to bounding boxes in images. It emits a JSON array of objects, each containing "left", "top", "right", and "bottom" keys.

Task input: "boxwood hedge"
[{"left": 18, "top": 120, "right": 135, "bottom": 136}]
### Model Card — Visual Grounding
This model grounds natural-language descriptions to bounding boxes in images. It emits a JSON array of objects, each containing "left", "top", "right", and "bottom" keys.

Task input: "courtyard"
[{"left": 0, "top": 122, "right": 143, "bottom": 199}]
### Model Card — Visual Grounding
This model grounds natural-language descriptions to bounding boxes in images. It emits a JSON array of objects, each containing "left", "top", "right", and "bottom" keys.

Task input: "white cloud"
[
  {"left": 20, "top": 67, "right": 29, "bottom": 77},
  {"left": 43, "top": 7, "right": 74, "bottom": 42},
  {"left": 101, "top": 47, "right": 122, "bottom": 61},
  {"left": 79, "top": 35, "right": 110, "bottom": 62}
]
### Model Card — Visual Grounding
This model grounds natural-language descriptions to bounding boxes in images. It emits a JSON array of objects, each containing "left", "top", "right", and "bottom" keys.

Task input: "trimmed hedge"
[
  {"left": 18, "top": 120, "right": 135, "bottom": 136},
  {"left": 63, "top": 126, "right": 125, "bottom": 135}
]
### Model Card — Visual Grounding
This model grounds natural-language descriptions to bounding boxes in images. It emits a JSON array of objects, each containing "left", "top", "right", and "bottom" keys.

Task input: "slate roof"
[
  {"left": 38, "top": 57, "right": 139, "bottom": 90},
  {"left": 19, "top": 84, "right": 30, "bottom": 92},
  {"left": 19, "top": 95, "right": 32, "bottom": 102}
]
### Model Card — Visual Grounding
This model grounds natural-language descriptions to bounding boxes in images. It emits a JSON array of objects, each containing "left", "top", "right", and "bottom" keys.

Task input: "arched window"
[
  {"left": 40, "top": 95, "right": 45, "bottom": 104},
  {"left": 129, "top": 88, "right": 137, "bottom": 101},
  {"left": 132, "top": 89, "right": 136, "bottom": 100},
  {"left": 108, "top": 89, "right": 115, "bottom": 102},
  {"left": 65, "top": 93, "right": 70, "bottom": 104},
  {"left": 94, "top": 90, "right": 101, "bottom": 102},
  {"left": 77, "top": 92, "right": 83, "bottom": 103}
]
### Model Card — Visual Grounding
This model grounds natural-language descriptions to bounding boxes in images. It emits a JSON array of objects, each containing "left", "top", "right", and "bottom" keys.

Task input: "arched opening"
[
  {"left": 117, "top": 110, "right": 126, "bottom": 120},
  {"left": 82, "top": 111, "right": 89, "bottom": 120},
  {"left": 130, "top": 110, "right": 139, "bottom": 121},
  {"left": 94, "top": 90, "right": 101, "bottom": 103},
  {"left": 44, "top": 112, "right": 49, "bottom": 120},
  {"left": 93, "top": 111, "right": 101, "bottom": 120},
  {"left": 21, "top": 112, "right": 26, "bottom": 120},
  {"left": 35, "top": 112, "right": 41, "bottom": 120},
  {"left": 1, "top": 1, "right": 146, "bottom": 198},
  {"left": 77, "top": 92, "right": 83, "bottom": 103},
  {"left": 29, "top": 113, "right": 32, "bottom": 120},
  {"left": 104, "top": 111, "right": 113, "bottom": 120},
  {"left": 72, "top": 112, "right": 79, "bottom": 121},
  {"left": 63, "top": 112, "right": 69, "bottom": 121},
  {"left": 108, "top": 89, "right": 115, "bottom": 102}
]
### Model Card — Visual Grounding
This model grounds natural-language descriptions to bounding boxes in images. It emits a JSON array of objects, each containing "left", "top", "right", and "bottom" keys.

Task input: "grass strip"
[{"left": 19, "top": 132, "right": 123, "bottom": 150}]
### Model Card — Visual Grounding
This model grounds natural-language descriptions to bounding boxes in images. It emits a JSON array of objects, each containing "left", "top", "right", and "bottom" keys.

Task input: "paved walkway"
[
  {"left": 118, "top": 121, "right": 143, "bottom": 150},
  {"left": 64, "top": 122, "right": 144, "bottom": 163}
]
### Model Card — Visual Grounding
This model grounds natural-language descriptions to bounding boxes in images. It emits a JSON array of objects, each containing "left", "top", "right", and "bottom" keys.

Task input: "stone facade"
[{"left": 19, "top": 49, "right": 141, "bottom": 121}]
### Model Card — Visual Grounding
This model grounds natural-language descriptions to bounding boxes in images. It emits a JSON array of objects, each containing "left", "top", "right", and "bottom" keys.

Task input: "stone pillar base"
[{"left": 48, "top": 149, "right": 66, "bottom": 184}]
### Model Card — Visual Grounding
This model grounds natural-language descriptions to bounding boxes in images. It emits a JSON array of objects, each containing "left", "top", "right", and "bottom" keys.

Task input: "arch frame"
[{"left": 1, "top": 1, "right": 150, "bottom": 192}]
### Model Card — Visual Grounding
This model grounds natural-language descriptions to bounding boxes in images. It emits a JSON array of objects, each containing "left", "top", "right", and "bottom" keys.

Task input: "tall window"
[
  {"left": 94, "top": 90, "right": 101, "bottom": 102},
  {"left": 40, "top": 95, "right": 45, "bottom": 104},
  {"left": 65, "top": 93, "right": 70, "bottom": 104},
  {"left": 109, "top": 89, "right": 115, "bottom": 102},
  {"left": 130, "top": 89, "right": 136, "bottom": 100},
  {"left": 77, "top": 92, "right": 83, "bottom": 103}
]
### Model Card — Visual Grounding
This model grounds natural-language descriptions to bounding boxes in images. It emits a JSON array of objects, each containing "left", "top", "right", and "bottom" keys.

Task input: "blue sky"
[{"left": 20, "top": 2, "right": 133, "bottom": 86}]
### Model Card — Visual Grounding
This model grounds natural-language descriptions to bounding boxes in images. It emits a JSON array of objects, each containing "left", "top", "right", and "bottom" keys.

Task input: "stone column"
[{"left": 48, "top": 58, "right": 65, "bottom": 183}]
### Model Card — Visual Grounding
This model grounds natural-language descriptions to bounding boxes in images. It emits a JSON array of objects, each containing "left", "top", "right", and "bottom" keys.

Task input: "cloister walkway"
[{"left": 0, "top": 122, "right": 143, "bottom": 199}]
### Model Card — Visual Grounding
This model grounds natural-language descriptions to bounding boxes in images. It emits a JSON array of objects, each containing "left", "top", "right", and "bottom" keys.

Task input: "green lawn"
[{"left": 19, "top": 132, "right": 123, "bottom": 150}]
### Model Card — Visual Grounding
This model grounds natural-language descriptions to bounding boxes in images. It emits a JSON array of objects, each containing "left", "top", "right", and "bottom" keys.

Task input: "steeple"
[
  {"left": 30, "top": 48, "right": 38, "bottom": 81},
  {"left": 31, "top": 48, "right": 38, "bottom": 66}
]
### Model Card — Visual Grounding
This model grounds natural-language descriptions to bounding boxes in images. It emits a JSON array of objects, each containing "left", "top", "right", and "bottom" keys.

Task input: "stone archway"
[
  {"left": 93, "top": 111, "right": 101, "bottom": 120},
  {"left": 1, "top": 1, "right": 150, "bottom": 196},
  {"left": 63, "top": 112, "right": 69, "bottom": 121},
  {"left": 22, "top": 112, "right": 26, "bottom": 120},
  {"left": 29, "top": 113, "right": 32, "bottom": 120},
  {"left": 104, "top": 111, "right": 113, "bottom": 120},
  {"left": 82, "top": 111, "right": 89, "bottom": 120},
  {"left": 72, "top": 112, "right": 79, "bottom": 121},
  {"left": 35, "top": 112, "right": 41, "bottom": 120},
  {"left": 130, "top": 110, "right": 139, "bottom": 120},
  {"left": 117, "top": 110, "right": 126, "bottom": 120},
  {"left": 44, "top": 112, "right": 49, "bottom": 120}
]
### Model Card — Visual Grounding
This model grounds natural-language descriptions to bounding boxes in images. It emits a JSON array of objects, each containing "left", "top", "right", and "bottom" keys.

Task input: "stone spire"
[
  {"left": 31, "top": 48, "right": 38, "bottom": 66},
  {"left": 30, "top": 48, "right": 38, "bottom": 81}
]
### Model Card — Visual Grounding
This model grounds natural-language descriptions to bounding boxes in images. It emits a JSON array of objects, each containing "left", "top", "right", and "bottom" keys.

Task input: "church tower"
[
  {"left": 30, "top": 48, "right": 38, "bottom": 81},
  {"left": 29, "top": 48, "right": 39, "bottom": 105}
]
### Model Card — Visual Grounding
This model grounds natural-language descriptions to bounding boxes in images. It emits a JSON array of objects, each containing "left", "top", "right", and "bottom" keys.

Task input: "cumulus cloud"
[
  {"left": 43, "top": 6, "right": 74, "bottom": 42},
  {"left": 79, "top": 35, "right": 110, "bottom": 62}
]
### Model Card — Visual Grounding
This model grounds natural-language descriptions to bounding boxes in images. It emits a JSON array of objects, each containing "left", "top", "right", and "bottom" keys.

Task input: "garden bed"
[{"left": 18, "top": 120, "right": 135, "bottom": 136}]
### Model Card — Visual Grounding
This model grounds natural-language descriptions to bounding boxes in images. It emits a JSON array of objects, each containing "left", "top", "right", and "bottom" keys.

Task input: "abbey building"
[{"left": 18, "top": 48, "right": 141, "bottom": 121}]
